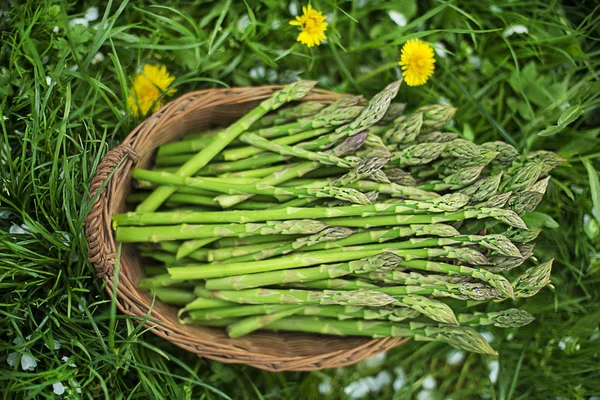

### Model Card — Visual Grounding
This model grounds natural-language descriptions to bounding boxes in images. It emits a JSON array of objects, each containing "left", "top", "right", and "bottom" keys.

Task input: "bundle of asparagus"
[{"left": 113, "top": 80, "right": 559, "bottom": 355}]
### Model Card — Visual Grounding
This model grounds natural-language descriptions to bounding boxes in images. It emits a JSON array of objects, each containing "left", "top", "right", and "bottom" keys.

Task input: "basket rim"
[{"left": 84, "top": 85, "right": 407, "bottom": 372}]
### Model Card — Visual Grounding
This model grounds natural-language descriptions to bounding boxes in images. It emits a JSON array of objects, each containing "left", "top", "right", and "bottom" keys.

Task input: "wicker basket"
[{"left": 84, "top": 86, "right": 408, "bottom": 371}]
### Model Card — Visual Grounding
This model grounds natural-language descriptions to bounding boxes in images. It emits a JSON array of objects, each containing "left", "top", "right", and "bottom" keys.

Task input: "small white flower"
[
  {"left": 433, "top": 42, "right": 447, "bottom": 58},
  {"left": 417, "top": 390, "right": 434, "bottom": 400},
  {"left": 266, "top": 69, "right": 278, "bottom": 83},
  {"left": 558, "top": 336, "right": 580, "bottom": 351},
  {"left": 237, "top": 14, "right": 251, "bottom": 32},
  {"left": 487, "top": 360, "right": 499, "bottom": 384},
  {"left": 249, "top": 66, "right": 266, "bottom": 80},
  {"left": 503, "top": 25, "right": 529, "bottom": 37},
  {"left": 388, "top": 11, "right": 407, "bottom": 27},
  {"left": 481, "top": 332, "right": 495, "bottom": 343},
  {"left": 62, "top": 356, "right": 77, "bottom": 367},
  {"left": 468, "top": 56, "right": 482, "bottom": 69},
  {"left": 271, "top": 19, "right": 281, "bottom": 30},
  {"left": 69, "top": 18, "right": 89, "bottom": 27},
  {"left": 393, "top": 367, "right": 406, "bottom": 391},
  {"left": 356, "top": 0, "right": 368, "bottom": 8},
  {"left": 91, "top": 52, "right": 105, "bottom": 65},
  {"left": 53, "top": 382, "right": 65, "bottom": 395},
  {"left": 422, "top": 375, "right": 437, "bottom": 390},
  {"left": 59, "top": 232, "right": 71, "bottom": 246},
  {"left": 446, "top": 350, "right": 465, "bottom": 366},
  {"left": 21, "top": 354, "right": 37, "bottom": 371},
  {"left": 42, "top": 56, "right": 49, "bottom": 64},
  {"left": 69, "top": 65, "right": 79, "bottom": 71},
  {"left": 370, "top": 371, "right": 392, "bottom": 391},
  {"left": 489, "top": 5, "right": 501, "bottom": 13},
  {"left": 78, "top": 296, "right": 87, "bottom": 313},
  {"left": 44, "top": 340, "right": 61, "bottom": 350},
  {"left": 6, "top": 352, "right": 19, "bottom": 367},
  {"left": 589, "top": 328, "right": 599, "bottom": 341},
  {"left": 437, "top": 97, "right": 452, "bottom": 106},
  {"left": 344, "top": 380, "right": 371, "bottom": 399},
  {"left": 318, "top": 380, "right": 332, "bottom": 394},
  {"left": 46, "top": 76, "right": 52, "bottom": 86},
  {"left": 85, "top": 7, "right": 99, "bottom": 21},
  {"left": 506, "top": 332, "right": 515, "bottom": 341},
  {"left": 53, "top": 26, "right": 59, "bottom": 33},
  {"left": 288, "top": 1, "right": 298, "bottom": 16},
  {"left": 10, "top": 224, "right": 29, "bottom": 234},
  {"left": 362, "top": 352, "right": 386, "bottom": 368},
  {"left": 559, "top": 102, "right": 570, "bottom": 111}
]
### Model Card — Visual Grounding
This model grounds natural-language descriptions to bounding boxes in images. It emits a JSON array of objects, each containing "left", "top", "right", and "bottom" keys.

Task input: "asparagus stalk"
[
  {"left": 222, "top": 127, "right": 333, "bottom": 161},
  {"left": 187, "top": 304, "right": 420, "bottom": 322},
  {"left": 136, "top": 80, "right": 316, "bottom": 212},
  {"left": 227, "top": 307, "right": 303, "bottom": 338},
  {"left": 300, "top": 80, "right": 402, "bottom": 150},
  {"left": 323, "top": 207, "right": 527, "bottom": 230},
  {"left": 264, "top": 317, "right": 497, "bottom": 355},
  {"left": 457, "top": 309, "right": 535, "bottom": 328},
  {"left": 512, "top": 259, "right": 553, "bottom": 298},
  {"left": 250, "top": 101, "right": 326, "bottom": 129},
  {"left": 206, "top": 240, "right": 292, "bottom": 261},
  {"left": 117, "top": 219, "right": 328, "bottom": 242},
  {"left": 215, "top": 131, "right": 371, "bottom": 208},
  {"left": 130, "top": 168, "right": 372, "bottom": 205},
  {"left": 150, "top": 287, "right": 196, "bottom": 305},
  {"left": 204, "top": 252, "right": 403, "bottom": 290},
  {"left": 223, "top": 227, "right": 354, "bottom": 262},
  {"left": 205, "top": 288, "right": 398, "bottom": 307},
  {"left": 239, "top": 132, "right": 358, "bottom": 168},
  {"left": 113, "top": 194, "right": 472, "bottom": 226},
  {"left": 301, "top": 279, "right": 505, "bottom": 301},
  {"left": 223, "top": 224, "right": 460, "bottom": 263}
]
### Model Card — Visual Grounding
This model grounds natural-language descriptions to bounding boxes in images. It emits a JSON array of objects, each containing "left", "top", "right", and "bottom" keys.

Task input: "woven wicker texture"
[{"left": 84, "top": 86, "right": 407, "bottom": 371}]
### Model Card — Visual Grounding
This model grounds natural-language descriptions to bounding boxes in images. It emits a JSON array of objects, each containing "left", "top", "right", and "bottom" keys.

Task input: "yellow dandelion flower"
[
  {"left": 398, "top": 39, "right": 436, "bottom": 87},
  {"left": 289, "top": 4, "right": 328, "bottom": 48},
  {"left": 127, "top": 64, "right": 177, "bottom": 117}
]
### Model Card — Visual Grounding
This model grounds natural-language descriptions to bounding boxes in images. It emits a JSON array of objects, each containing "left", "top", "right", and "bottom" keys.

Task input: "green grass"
[{"left": 1, "top": 0, "right": 599, "bottom": 399}]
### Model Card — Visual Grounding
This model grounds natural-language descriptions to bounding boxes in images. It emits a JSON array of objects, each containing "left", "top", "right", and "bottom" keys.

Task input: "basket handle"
[{"left": 85, "top": 144, "right": 139, "bottom": 278}]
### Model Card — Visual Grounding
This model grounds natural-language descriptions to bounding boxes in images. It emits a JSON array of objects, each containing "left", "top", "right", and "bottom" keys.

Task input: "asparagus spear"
[
  {"left": 204, "top": 252, "right": 403, "bottom": 290},
  {"left": 323, "top": 207, "right": 527, "bottom": 230},
  {"left": 302, "top": 279, "right": 505, "bottom": 301},
  {"left": 117, "top": 219, "right": 328, "bottom": 242},
  {"left": 224, "top": 224, "right": 460, "bottom": 263},
  {"left": 227, "top": 307, "right": 303, "bottom": 338},
  {"left": 239, "top": 133, "right": 358, "bottom": 168},
  {"left": 187, "top": 304, "right": 420, "bottom": 322},
  {"left": 457, "top": 309, "right": 535, "bottom": 328},
  {"left": 113, "top": 194, "right": 471, "bottom": 226},
  {"left": 264, "top": 317, "right": 497, "bottom": 355},
  {"left": 299, "top": 81, "right": 402, "bottom": 151},
  {"left": 512, "top": 259, "right": 554, "bottom": 298},
  {"left": 250, "top": 101, "right": 326, "bottom": 129},
  {"left": 222, "top": 227, "right": 354, "bottom": 262},
  {"left": 130, "top": 168, "right": 372, "bottom": 205},
  {"left": 206, "top": 240, "right": 292, "bottom": 261},
  {"left": 205, "top": 288, "right": 398, "bottom": 307},
  {"left": 136, "top": 80, "right": 316, "bottom": 212}
]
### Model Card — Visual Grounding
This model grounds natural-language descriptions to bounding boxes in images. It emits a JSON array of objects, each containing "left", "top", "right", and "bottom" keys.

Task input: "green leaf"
[
  {"left": 538, "top": 104, "right": 582, "bottom": 137},
  {"left": 583, "top": 158, "right": 600, "bottom": 224},
  {"left": 558, "top": 104, "right": 583, "bottom": 126},
  {"left": 522, "top": 212, "right": 560, "bottom": 229},
  {"left": 583, "top": 215, "right": 600, "bottom": 240}
]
